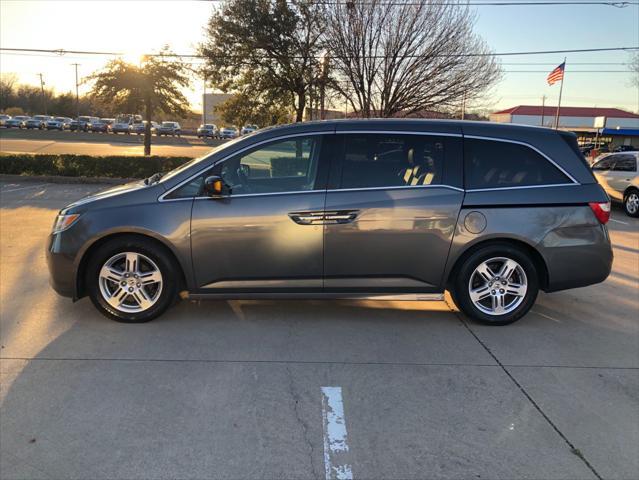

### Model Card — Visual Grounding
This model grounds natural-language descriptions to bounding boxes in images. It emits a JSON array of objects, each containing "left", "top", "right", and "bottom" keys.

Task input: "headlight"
[{"left": 52, "top": 213, "right": 80, "bottom": 234}]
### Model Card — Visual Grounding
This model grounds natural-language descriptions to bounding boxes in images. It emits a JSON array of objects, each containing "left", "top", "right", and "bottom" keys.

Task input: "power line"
[
  {"left": 1, "top": 46, "right": 638, "bottom": 59},
  {"left": 199, "top": 0, "right": 639, "bottom": 6}
]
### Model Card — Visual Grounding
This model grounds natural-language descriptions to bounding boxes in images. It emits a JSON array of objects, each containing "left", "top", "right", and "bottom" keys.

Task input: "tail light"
[{"left": 589, "top": 201, "right": 611, "bottom": 224}]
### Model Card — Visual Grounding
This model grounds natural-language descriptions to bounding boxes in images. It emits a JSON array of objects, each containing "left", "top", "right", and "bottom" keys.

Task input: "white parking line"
[
  {"left": 0, "top": 183, "right": 48, "bottom": 193},
  {"left": 321, "top": 386, "right": 353, "bottom": 480},
  {"left": 610, "top": 218, "right": 629, "bottom": 225}
]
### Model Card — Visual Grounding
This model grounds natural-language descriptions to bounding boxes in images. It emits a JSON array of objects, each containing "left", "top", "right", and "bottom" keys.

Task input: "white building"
[
  {"left": 489, "top": 105, "right": 639, "bottom": 131},
  {"left": 202, "top": 93, "right": 233, "bottom": 124}
]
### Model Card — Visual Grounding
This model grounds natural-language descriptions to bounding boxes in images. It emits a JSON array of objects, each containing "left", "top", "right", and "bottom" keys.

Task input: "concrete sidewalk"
[{"left": 1, "top": 180, "right": 637, "bottom": 479}]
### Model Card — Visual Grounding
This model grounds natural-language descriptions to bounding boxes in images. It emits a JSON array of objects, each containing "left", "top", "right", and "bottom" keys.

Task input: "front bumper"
[{"left": 46, "top": 233, "right": 77, "bottom": 298}]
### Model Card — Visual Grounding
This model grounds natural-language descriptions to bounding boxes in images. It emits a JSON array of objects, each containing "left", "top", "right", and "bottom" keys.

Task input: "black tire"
[
  {"left": 453, "top": 243, "right": 539, "bottom": 326},
  {"left": 623, "top": 189, "right": 639, "bottom": 218},
  {"left": 86, "top": 236, "right": 180, "bottom": 323}
]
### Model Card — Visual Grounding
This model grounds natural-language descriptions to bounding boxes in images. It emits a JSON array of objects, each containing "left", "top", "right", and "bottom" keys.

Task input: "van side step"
[{"left": 185, "top": 292, "right": 445, "bottom": 301}]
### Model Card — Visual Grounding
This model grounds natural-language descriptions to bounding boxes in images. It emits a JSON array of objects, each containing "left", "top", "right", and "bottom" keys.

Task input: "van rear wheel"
[{"left": 453, "top": 244, "right": 539, "bottom": 325}]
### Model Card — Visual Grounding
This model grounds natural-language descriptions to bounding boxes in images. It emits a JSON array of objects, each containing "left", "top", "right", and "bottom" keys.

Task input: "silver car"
[
  {"left": 592, "top": 152, "right": 639, "bottom": 217},
  {"left": 47, "top": 120, "right": 613, "bottom": 325},
  {"left": 4, "top": 115, "right": 30, "bottom": 128}
]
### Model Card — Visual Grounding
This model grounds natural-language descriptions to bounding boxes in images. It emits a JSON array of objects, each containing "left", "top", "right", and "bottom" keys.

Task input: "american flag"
[{"left": 547, "top": 62, "right": 565, "bottom": 86}]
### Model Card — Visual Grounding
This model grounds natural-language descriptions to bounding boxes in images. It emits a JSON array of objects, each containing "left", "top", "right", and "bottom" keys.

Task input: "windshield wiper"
[{"left": 144, "top": 172, "right": 164, "bottom": 185}]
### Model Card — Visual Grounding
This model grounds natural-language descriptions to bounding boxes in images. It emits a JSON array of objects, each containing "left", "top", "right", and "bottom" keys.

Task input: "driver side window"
[{"left": 220, "top": 136, "right": 321, "bottom": 195}]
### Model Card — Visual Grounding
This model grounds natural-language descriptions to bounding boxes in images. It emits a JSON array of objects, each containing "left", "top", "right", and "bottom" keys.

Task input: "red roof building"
[{"left": 489, "top": 105, "right": 639, "bottom": 131}]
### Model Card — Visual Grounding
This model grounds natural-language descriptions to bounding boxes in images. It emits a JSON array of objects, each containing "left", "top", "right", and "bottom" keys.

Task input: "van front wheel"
[
  {"left": 86, "top": 237, "right": 179, "bottom": 323},
  {"left": 453, "top": 244, "right": 539, "bottom": 325}
]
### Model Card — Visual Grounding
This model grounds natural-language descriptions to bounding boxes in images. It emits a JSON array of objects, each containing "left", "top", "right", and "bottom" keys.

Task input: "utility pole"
[
  {"left": 71, "top": 63, "right": 80, "bottom": 119},
  {"left": 460, "top": 92, "right": 466, "bottom": 120},
  {"left": 541, "top": 95, "right": 546, "bottom": 127},
  {"left": 202, "top": 75, "right": 207, "bottom": 125},
  {"left": 37, "top": 73, "right": 47, "bottom": 114}
]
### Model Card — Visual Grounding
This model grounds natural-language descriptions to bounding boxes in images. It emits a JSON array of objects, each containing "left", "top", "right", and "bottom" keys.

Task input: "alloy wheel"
[
  {"left": 468, "top": 257, "right": 528, "bottom": 316},
  {"left": 98, "top": 252, "right": 163, "bottom": 313},
  {"left": 626, "top": 192, "right": 639, "bottom": 215}
]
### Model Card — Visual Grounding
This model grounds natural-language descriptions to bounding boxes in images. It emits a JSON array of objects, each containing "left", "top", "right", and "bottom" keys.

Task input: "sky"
[{"left": 1, "top": 0, "right": 638, "bottom": 114}]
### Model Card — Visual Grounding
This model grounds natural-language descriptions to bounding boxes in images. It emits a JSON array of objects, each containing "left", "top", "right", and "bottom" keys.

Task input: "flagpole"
[{"left": 554, "top": 57, "right": 566, "bottom": 129}]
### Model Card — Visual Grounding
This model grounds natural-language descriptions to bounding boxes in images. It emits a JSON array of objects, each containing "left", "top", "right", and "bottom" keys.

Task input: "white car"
[
  {"left": 0, "top": 114, "right": 10, "bottom": 127},
  {"left": 240, "top": 124, "right": 258, "bottom": 135},
  {"left": 592, "top": 151, "right": 639, "bottom": 217},
  {"left": 46, "top": 117, "right": 73, "bottom": 130},
  {"left": 219, "top": 126, "right": 238, "bottom": 139}
]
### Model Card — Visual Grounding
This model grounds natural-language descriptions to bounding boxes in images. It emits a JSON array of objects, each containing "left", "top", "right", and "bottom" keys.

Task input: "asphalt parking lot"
[
  {"left": 0, "top": 180, "right": 637, "bottom": 480},
  {"left": 0, "top": 129, "right": 224, "bottom": 157}
]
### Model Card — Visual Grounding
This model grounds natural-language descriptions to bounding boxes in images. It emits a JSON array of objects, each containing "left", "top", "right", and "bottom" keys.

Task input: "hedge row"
[{"left": 0, "top": 154, "right": 194, "bottom": 179}]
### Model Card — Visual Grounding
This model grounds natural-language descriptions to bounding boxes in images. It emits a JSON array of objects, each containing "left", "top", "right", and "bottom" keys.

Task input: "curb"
[{"left": 0, "top": 174, "right": 134, "bottom": 185}]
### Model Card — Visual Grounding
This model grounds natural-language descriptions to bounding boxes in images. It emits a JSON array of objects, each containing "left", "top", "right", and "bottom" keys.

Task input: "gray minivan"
[{"left": 46, "top": 120, "right": 613, "bottom": 325}]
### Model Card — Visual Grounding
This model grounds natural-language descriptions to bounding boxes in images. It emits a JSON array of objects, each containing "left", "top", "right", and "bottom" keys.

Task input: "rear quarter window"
[{"left": 464, "top": 138, "right": 571, "bottom": 189}]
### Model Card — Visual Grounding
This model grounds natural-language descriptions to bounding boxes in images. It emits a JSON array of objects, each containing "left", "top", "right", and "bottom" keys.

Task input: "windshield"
[
  {"left": 162, "top": 122, "right": 176, "bottom": 127},
  {"left": 159, "top": 135, "right": 245, "bottom": 184}
]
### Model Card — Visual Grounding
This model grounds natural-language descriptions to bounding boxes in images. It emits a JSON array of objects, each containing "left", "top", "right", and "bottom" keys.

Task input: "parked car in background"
[
  {"left": 219, "top": 126, "right": 238, "bottom": 139},
  {"left": 46, "top": 120, "right": 612, "bottom": 324},
  {"left": 111, "top": 114, "right": 141, "bottom": 134},
  {"left": 101, "top": 118, "right": 115, "bottom": 130},
  {"left": 46, "top": 117, "right": 73, "bottom": 130},
  {"left": 592, "top": 151, "right": 639, "bottom": 217},
  {"left": 25, "top": 115, "right": 52, "bottom": 129},
  {"left": 613, "top": 145, "right": 637, "bottom": 152},
  {"left": 4, "top": 115, "right": 30, "bottom": 128},
  {"left": 0, "top": 114, "right": 10, "bottom": 127},
  {"left": 240, "top": 124, "right": 258, "bottom": 135},
  {"left": 70, "top": 116, "right": 99, "bottom": 132},
  {"left": 89, "top": 119, "right": 110, "bottom": 133},
  {"left": 129, "top": 121, "right": 148, "bottom": 135},
  {"left": 197, "top": 124, "right": 218, "bottom": 138},
  {"left": 156, "top": 121, "right": 181, "bottom": 137}
]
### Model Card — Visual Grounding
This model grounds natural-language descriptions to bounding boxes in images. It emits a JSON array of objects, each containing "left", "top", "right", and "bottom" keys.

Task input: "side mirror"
[{"left": 203, "top": 175, "right": 229, "bottom": 197}]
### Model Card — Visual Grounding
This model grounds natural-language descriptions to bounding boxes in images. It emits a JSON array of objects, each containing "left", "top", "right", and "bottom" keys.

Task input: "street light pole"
[
  {"left": 37, "top": 73, "right": 47, "bottom": 114},
  {"left": 71, "top": 63, "right": 80, "bottom": 119}
]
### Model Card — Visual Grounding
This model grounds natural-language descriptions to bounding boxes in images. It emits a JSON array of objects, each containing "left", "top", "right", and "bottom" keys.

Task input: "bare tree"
[
  {"left": 325, "top": 0, "right": 502, "bottom": 118},
  {"left": 630, "top": 52, "right": 639, "bottom": 88}
]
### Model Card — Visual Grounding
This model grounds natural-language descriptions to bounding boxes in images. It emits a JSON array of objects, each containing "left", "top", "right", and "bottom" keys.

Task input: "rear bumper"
[{"left": 541, "top": 224, "right": 613, "bottom": 292}]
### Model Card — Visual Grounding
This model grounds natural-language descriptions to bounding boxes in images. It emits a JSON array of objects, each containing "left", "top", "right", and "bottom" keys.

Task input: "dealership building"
[{"left": 489, "top": 105, "right": 639, "bottom": 147}]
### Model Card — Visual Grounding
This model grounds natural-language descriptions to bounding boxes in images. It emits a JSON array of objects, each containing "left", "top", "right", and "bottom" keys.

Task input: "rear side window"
[
  {"left": 339, "top": 134, "right": 444, "bottom": 189},
  {"left": 592, "top": 156, "right": 616, "bottom": 171},
  {"left": 611, "top": 154, "right": 637, "bottom": 172},
  {"left": 464, "top": 139, "right": 571, "bottom": 189}
]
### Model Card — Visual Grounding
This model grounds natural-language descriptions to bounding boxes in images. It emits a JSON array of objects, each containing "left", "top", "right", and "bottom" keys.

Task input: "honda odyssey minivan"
[{"left": 47, "top": 120, "right": 613, "bottom": 325}]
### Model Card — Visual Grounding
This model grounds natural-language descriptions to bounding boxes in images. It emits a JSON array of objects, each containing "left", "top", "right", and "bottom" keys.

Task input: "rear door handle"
[{"left": 323, "top": 210, "right": 359, "bottom": 224}]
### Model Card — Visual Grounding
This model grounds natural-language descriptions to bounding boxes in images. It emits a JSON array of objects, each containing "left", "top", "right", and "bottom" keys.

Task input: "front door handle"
[
  {"left": 288, "top": 210, "right": 359, "bottom": 225},
  {"left": 288, "top": 211, "right": 325, "bottom": 225}
]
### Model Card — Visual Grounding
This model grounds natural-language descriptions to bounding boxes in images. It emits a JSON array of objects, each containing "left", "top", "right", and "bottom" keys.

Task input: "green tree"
[
  {"left": 200, "top": 0, "right": 325, "bottom": 122},
  {"left": 88, "top": 49, "right": 191, "bottom": 155},
  {"left": 216, "top": 90, "right": 292, "bottom": 128}
]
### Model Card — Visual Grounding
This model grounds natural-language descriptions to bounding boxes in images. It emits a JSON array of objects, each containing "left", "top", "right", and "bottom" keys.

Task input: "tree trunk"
[
  {"left": 144, "top": 96, "right": 152, "bottom": 156},
  {"left": 295, "top": 91, "right": 306, "bottom": 122}
]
